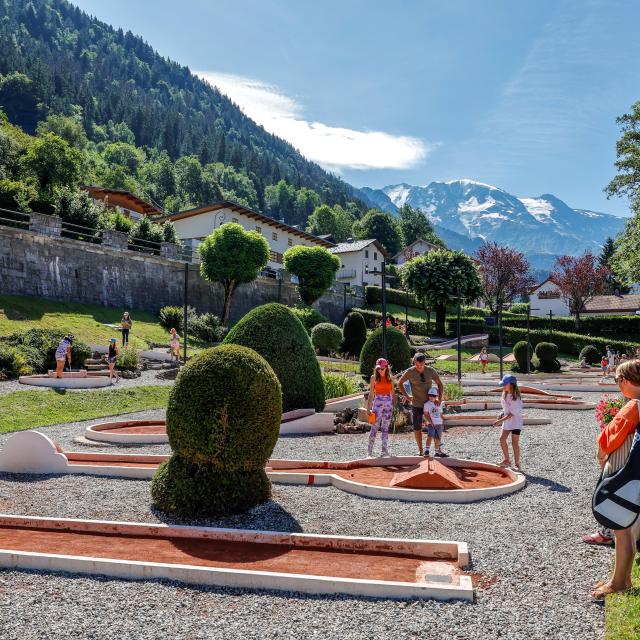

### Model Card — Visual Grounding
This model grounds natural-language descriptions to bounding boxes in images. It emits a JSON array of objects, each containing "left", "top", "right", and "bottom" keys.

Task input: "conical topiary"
[
  {"left": 341, "top": 311, "right": 367, "bottom": 357},
  {"left": 224, "top": 303, "right": 325, "bottom": 412},
  {"left": 151, "top": 344, "right": 282, "bottom": 517}
]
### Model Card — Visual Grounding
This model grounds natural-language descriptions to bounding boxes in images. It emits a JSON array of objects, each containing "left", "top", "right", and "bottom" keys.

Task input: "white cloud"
[{"left": 196, "top": 71, "right": 431, "bottom": 171}]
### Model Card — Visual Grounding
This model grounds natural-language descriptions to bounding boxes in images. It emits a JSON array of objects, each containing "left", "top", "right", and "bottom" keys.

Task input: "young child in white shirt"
[
  {"left": 493, "top": 374, "right": 524, "bottom": 470},
  {"left": 423, "top": 387, "right": 447, "bottom": 458}
]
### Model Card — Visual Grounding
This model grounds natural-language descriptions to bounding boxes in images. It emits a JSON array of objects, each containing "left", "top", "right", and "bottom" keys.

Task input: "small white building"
[
  {"left": 393, "top": 238, "right": 440, "bottom": 265},
  {"left": 160, "top": 201, "right": 334, "bottom": 271},
  {"left": 328, "top": 239, "right": 389, "bottom": 288},
  {"left": 528, "top": 278, "right": 570, "bottom": 317}
]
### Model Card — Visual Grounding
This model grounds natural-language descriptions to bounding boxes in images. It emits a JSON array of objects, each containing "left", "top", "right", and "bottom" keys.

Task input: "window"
[
  {"left": 365, "top": 250, "right": 369, "bottom": 258},
  {"left": 288, "top": 238, "right": 293, "bottom": 247},
  {"left": 256, "top": 226, "right": 262, "bottom": 234},
  {"left": 272, "top": 232, "right": 278, "bottom": 241},
  {"left": 231, "top": 217, "right": 239, "bottom": 223},
  {"left": 269, "top": 250, "right": 283, "bottom": 264},
  {"left": 374, "top": 252, "right": 378, "bottom": 260}
]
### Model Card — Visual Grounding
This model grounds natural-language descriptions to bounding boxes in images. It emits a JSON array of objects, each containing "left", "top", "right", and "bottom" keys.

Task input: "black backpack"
[{"left": 592, "top": 417, "right": 640, "bottom": 531}]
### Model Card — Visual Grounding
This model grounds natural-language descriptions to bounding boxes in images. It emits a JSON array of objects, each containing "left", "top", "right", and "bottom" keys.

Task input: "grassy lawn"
[
  {"left": 369, "top": 303, "right": 430, "bottom": 322},
  {"left": 319, "top": 360, "right": 359, "bottom": 375},
  {"left": 0, "top": 385, "right": 172, "bottom": 433},
  {"left": 605, "top": 558, "right": 640, "bottom": 640},
  {"left": 427, "top": 347, "right": 503, "bottom": 374},
  {"left": 0, "top": 294, "right": 203, "bottom": 350}
]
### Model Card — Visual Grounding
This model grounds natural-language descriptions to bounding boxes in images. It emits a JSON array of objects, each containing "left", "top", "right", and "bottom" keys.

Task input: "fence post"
[
  {"left": 102, "top": 229, "right": 129, "bottom": 251},
  {"left": 160, "top": 242, "right": 182, "bottom": 260}
]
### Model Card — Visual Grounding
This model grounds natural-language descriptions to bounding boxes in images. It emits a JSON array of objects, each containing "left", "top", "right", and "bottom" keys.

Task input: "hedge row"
[
  {"left": 501, "top": 314, "right": 640, "bottom": 337},
  {"left": 444, "top": 320, "right": 487, "bottom": 338},
  {"left": 351, "top": 307, "right": 429, "bottom": 335},
  {"left": 486, "top": 326, "right": 638, "bottom": 356},
  {"left": 365, "top": 285, "right": 419, "bottom": 308}
]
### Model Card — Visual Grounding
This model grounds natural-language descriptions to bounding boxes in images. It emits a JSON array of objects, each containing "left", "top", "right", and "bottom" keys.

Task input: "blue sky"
[{"left": 73, "top": 0, "right": 640, "bottom": 216}]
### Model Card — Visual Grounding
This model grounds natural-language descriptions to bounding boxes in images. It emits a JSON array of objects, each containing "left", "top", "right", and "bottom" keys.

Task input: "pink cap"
[{"left": 375, "top": 358, "right": 389, "bottom": 369}]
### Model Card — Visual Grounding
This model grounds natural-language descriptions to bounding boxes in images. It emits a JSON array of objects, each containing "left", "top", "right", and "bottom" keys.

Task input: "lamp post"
[
  {"left": 366, "top": 261, "right": 387, "bottom": 358},
  {"left": 171, "top": 261, "right": 199, "bottom": 364},
  {"left": 456, "top": 288, "right": 462, "bottom": 384},
  {"left": 525, "top": 305, "right": 540, "bottom": 374},
  {"left": 498, "top": 299, "right": 504, "bottom": 379}
]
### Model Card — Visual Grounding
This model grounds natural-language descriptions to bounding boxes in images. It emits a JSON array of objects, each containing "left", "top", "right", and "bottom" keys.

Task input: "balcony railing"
[{"left": 336, "top": 268, "right": 357, "bottom": 280}]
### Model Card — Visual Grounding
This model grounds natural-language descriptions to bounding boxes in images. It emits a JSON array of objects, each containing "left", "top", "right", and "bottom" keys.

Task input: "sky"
[{"left": 72, "top": 0, "right": 640, "bottom": 216}]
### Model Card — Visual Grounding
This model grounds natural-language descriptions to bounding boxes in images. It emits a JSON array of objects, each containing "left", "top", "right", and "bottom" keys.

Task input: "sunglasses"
[
  {"left": 615, "top": 375, "right": 625, "bottom": 384},
  {"left": 419, "top": 372, "right": 425, "bottom": 382}
]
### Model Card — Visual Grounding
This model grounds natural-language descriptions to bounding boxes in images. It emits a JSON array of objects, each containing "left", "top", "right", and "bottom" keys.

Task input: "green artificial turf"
[{"left": 605, "top": 558, "right": 640, "bottom": 640}]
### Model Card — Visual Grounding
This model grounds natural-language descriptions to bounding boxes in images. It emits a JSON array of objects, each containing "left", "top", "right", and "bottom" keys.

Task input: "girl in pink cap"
[{"left": 366, "top": 357, "right": 395, "bottom": 457}]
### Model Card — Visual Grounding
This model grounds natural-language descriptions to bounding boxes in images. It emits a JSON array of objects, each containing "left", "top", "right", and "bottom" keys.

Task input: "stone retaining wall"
[{"left": 0, "top": 222, "right": 363, "bottom": 324}]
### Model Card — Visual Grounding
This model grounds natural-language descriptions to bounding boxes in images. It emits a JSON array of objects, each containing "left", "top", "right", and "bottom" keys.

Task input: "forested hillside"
[{"left": 0, "top": 0, "right": 366, "bottom": 222}]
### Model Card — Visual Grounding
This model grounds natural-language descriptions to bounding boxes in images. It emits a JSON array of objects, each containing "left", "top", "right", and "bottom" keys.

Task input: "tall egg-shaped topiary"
[
  {"left": 224, "top": 303, "right": 325, "bottom": 412},
  {"left": 342, "top": 311, "right": 367, "bottom": 357},
  {"left": 151, "top": 344, "right": 282, "bottom": 517},
  {"left": 359, "top": 327, "right": 411, "bottom": 377}
]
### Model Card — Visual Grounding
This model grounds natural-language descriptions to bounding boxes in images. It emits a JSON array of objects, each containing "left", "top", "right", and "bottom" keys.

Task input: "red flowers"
[{"left": 595, "top": 395, "right": 625, "bottom": 430}]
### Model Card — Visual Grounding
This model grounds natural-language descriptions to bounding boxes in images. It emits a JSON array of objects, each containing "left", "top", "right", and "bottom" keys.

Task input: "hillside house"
[
  {"left": 393, "top": 238, "right": 440, "bottom": 265},
  {"left": 84, "top": 186, "right": 163, "bottom": 220},
  {"left": 328, "top": 239, "right": 389, "bottom": 288}
]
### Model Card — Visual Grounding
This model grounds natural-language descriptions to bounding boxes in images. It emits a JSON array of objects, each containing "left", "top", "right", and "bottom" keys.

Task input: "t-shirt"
[
  {"left": 501, "top": 393, "right": 523, "bottom": 430},
  {"left": 479, "top": 352, "right": 488, "bottom": 362},
  {"left": 599, "top": 399, "right": 639, "bottom": 456},
  {"left": 400, "top": 366, "right": 439, "bottom": 408},
  {"left": 424, "top": 400, "right": 443, "bottom": 425}
]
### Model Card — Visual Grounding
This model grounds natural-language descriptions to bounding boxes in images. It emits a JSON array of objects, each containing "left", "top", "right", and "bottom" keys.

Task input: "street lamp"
[
  {"left": 365, "top": 261, "right": 387, "bottom": 358},
  {"left": 525, "top": 305, "right": 540, "bottom": 374},
  {"left": 445, "top": 289, "right": 463, "bottom": 383}
]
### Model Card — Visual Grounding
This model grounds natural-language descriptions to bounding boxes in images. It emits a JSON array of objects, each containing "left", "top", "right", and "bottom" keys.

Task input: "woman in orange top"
[
  {"left": 367, "top": 358, "right": 395, "bottom": 457},
  {"left": 592, "top": 359, "right": 640, "bottom": 599}
]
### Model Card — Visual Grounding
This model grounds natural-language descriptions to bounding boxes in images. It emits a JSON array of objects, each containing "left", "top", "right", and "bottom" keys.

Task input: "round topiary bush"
[
  {"left": 341, "top": 311, "right": 367, "bottom": 357},
  {"left": 579, "top": 345, "right": 600, "bottom": 366},
  {"left": 311, "top": 322, "right": 342, "bottom": 355},
  {"left": 223, "top": 303, "right": 325, "bottom": 412},
  {"left": 151, "top": 344, "right": 282, "bottom": 517},
  {"left": 359, "top": 327, "right": 411, "bottom": 377},
  {"left": 534, "top": 341, "right": 561, "bottom": 373},
  {"left": 290, "top": 305, "right": 329, "bottom": 334},
  {"left": 512, "top": 341, "right": 532, "bottom": 373}
]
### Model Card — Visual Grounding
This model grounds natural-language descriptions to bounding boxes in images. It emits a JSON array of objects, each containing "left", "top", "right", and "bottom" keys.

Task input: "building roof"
[
  {"left": 158, "top": 201, "right": 335, "bottom": 248},
  {"left": 328, "top": 238, "right": 390, "bottom": 258},
  {"left": 392, "top": 238, "right": 440, "bottom": 260},
  {"left": 83, "top": 186, "right": 164, "bottom": 216},
  {"left": 582, "top": 294, "right": 640, "bottom": 314},
  {"left": 529, "top": 277, "right": 557, "bottom": 295}
]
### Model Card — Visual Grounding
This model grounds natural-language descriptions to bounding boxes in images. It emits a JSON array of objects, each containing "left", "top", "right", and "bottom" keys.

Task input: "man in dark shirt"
[{"left": 398, "top": 352, "right": 443, "bottom": 455}]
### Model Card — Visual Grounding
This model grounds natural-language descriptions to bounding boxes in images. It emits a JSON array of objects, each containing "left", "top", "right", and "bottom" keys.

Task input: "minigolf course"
[
  {"left": 19, "top": 370, "right": 112, "bottom": 389},
  {"left": 0, "top": 513, "right": 472, "bottom": 601}
]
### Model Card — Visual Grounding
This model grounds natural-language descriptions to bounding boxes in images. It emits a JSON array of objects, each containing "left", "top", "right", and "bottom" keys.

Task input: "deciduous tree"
[
  {"left": 353, "top": 210, "right": 401, "bottom": 256},
  {"left": 283, "top": 245, "right": 340, "bottom": 305},
  {"left": 199, "top": 223, "right": 269, "bottom": 325}
]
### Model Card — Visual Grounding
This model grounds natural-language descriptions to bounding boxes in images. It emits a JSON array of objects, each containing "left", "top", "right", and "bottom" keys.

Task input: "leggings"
[
  {"left": 121, "top": 329, "right": 129, "bottom": 346},
  {"left": 369, "top": 394, "right": 393, "bottom": 455}
]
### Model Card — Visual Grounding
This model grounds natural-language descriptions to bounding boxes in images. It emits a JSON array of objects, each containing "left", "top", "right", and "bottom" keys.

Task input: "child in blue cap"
[{"left": 493, "top": 374, "right": 523, "bottom": 470}]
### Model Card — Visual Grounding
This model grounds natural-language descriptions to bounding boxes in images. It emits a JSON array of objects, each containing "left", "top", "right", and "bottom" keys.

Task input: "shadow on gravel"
[
  {"left": 0, "top": 471, "right": 59, "bottom": 484},
  {"left": 523, "top": 474, "right": 571, "bottom": 493}
]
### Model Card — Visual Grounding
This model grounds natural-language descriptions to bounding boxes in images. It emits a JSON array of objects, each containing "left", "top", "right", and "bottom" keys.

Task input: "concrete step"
[
  {"left": 85, "top": 359, "right": 104, "bottom": 365},
  {"left": 87, "top": 371, "right": 111, "bottom": 377},
  {"left": 86, "top": 364, "right": 108, "bottom": 371}
]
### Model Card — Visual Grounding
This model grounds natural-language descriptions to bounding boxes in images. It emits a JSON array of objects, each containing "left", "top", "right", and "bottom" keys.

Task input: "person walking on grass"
[
  {"left": 54, "top": 334, "right": 73, "bottom": 378},
  {"left": 424, "top": 387, "right": 447, "bottom": 457},
  {"left": 366, "top": 358, "right": 395, "bottom": 457},
  {"left": 479, "top": 346, "right": 489, "bottom": 374},
  {"left": 106, "top": 338, "right": 120, "bottom": 383},
  {"left": 493, "top": 374, "right": 523, "bottom": 471},
  {"left": 121, "top": 311, "right": 132, "bottom": 347},
  {"left": 591, "top": 359, "right": 640, "bottom": 600},
  {"left": 169, "top": 328, "right": 181, "bottom": 363},
  {"left": 398, "top": 353, "right": 444, "bottom": 456}
]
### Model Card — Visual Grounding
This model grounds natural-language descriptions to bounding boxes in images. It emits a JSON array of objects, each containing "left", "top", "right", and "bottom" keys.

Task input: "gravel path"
[
  {"left": 0, "top": 369, "right": 175, "bottom": 396},
  {"left": 0, "top": 391, "right": 611, "bottom": 639}
]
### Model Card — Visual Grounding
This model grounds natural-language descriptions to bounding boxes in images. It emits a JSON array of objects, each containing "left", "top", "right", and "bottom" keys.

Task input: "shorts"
[
  {"left": 412, "top": 407, "right": 424, "bottom": 431},
  {"left": 55, "top": 357, "right": 66, "bottom": 363},
  {"left": 427, "top": 424, "right": 443, "bottom": 439},
  {"left": 503, "top": 428, "right": 521, "bottom": 436},
  {"left": 108, "top": 356, "right": 117, "bottom": 364}
]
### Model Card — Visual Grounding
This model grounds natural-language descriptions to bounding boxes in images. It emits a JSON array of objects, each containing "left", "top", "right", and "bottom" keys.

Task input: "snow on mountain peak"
[{"left": 382, "top": 183, "right": 412, "bottom": 207}]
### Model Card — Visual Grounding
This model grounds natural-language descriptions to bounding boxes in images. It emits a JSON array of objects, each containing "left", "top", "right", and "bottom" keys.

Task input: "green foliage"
[
  {"left": 323, "top": 373, "right": 358, "bottom": 400},
  {"left": 352, "top": 307, "right": 430, "bottom": 336},
  {"left": 116, "top": 345, "right": 139, "bottom": 371},
  {"left": 579, "top": 345, "right": 600, "bottom": 365},
  {"left": 0, "top": 344, "right": 31, "bottom": 379},
  {"left": 353, "top": 210, "right": 401, "bottom": 255},
  {"left": 444, "top": 319, "right": 486, "bottom": 338},
  {"left": 502, "top": 314, "right": 640, "bottom": 337},
  {"left": 129, "top": 215, "right": 163, "bottom": 244},
  {"left": 444, "top": 382, "right": 463, "bottom": 401},
  {"left": 533, "top": 342, "right": 561, "bottom": 372},
  {"left": 306, "top": 203, "right": 355, "bottom": 242},
  {"left": 365, "top": 285, "right": 419, "bottom": 308},
  {"left": 290, "top": 305, "right": 329, "bottom": 334},
  {"left": 224, "top": 303, "right": 325, "bottom": 412},
  {"left": 599, "top": 237, "right": 629, "bottom": 294},
  {"left": 3, "top": 328, "right": 90, "bottom": 372},
  {"left": 397, "top": 203, "right": 444, "bottom": 248},
  {"left": 512, "top": 341, "right": 533, "bottom": 373},
  {"left": 199, "top": 223, "right": 269, "bottom": 325},
  {"left": 359, "top": 327, "right": 411, "bottom": 378},
  {"left": 341, "top": 311, "right": 367, "bottom": 357},
  {"left": 283, "top": 245, "right": 340, "bottom": 305},
  {"left": 0, "top": 177, "right": 37, "bottom": 211},
  {"left": 311, "top": 322, "right": 342, "bottom": 355},
  {"left": 509, "top": 302, "right": 530, "bottom": 315},
  {"left": 106, "top": 211, "right": 134, "bottom": 233},
  {"left": 151, "top": 345, "right": 281, "bottom": 517},
  {"left": 189, "top": 312, "right": 224, "bottom": 343},
  {"left": 36, "top": 113, "right": 88, "bottom": 149},
  {"left": 55, "top": 187, "right": 107, "bottom": 232},
  {"left": 158, "top": 306, "right": 187, "bottom": 332},
  {"left": 461, "top": 306, "right": 488, "bottom": 317},
  {"left": 161, "top": 220, "right": 180, "bottom": 244}
]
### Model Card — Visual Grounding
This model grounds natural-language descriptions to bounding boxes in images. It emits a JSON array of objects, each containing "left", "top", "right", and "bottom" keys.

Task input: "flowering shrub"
[{"left": 595, "top": 395, "right": 625, "bottom": 430}]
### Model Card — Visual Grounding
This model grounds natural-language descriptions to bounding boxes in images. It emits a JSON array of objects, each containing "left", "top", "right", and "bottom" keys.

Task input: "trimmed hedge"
[
  {"left": 341, "top": 311, "right": 367, "bottom": 357},
  {"left": 352, "top": 307, "right": 430, "bottom": 336},
  {"left": 534, "top": 342, "right": 561, "bottom": 373},
  {"left": 366, "top": 285, "right": 419, "bottom": 308},
  {"left": 224, "top": 303, "right": 325, "bottom": 412},
  {"left": 487, "top": 326, "right": 638, "bottom": 357},
  {"left": 502, "top": 314, "right": 640, "bottom": 337},
  {"left": 311, "top": 323, "right": 342, "bottom": 355},
  {"left": 512, "top": 341, "right": 532, "bottom": 373},
  {"left": 445, "top": 319, "right": 486, "bottom": 338},
  {"left": 3, "top": 329, "right": 90, "bottom": 372},
  {"left": 359, "top": 327, "right": 412, "bottom": 377},
  {"left": 290, "top": 305, "right": 329, "bottom": 334},
  {"left": 151, "top": 344, "right": 281, "bottom": 517},
  {"left": 579, "top": 345, "right": 600, "bottom": 365}
]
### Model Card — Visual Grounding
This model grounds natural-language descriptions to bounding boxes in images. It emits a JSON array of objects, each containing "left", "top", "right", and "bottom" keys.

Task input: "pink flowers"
[{"left": 595, "top": 395, "right": 625, "bottom": 430}]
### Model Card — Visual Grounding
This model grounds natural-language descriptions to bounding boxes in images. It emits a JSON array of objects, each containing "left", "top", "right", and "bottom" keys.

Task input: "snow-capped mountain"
[{"left": 359, "top": 180, "right": 626, "bottom": 269}]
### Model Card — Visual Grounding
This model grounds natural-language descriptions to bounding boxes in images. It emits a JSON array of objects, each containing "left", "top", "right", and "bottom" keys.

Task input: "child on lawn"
[{"left": 423, "top": 387, "right": 447, "bottom": 457}]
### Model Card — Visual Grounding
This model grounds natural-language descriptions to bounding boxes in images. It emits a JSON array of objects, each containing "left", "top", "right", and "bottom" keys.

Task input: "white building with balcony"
[
  {"left": 393, "top": 238, "right": 440, "bottom": 265},
  {"left": 328, "top": 239, "right": 389, "bottom": 288},
  {"left": 159, "top": 201, "right": 334, "bottom": 271}
]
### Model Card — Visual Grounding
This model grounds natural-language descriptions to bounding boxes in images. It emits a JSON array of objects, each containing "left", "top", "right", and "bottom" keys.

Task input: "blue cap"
[{"left": 499, "top": 374, "right": 517, "bottom": 386}]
